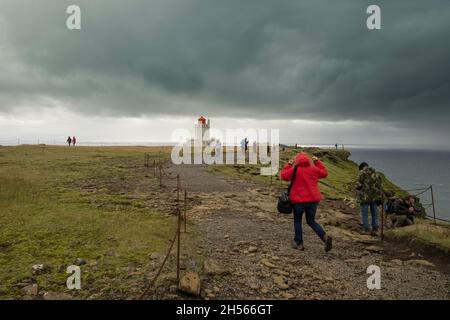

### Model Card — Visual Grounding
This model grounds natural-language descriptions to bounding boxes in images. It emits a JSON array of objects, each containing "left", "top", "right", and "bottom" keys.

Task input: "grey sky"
[{"left": 0, "top": 0, "right": 449, "bottom": 148}]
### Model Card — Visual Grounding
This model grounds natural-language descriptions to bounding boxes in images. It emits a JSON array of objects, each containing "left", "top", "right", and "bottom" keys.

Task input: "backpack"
[
  {"left": 277, "top": 165, "right": 298, "bottom": 214},
  {"left": 385, "top": 198, "right": 396, "bottom": 214}
]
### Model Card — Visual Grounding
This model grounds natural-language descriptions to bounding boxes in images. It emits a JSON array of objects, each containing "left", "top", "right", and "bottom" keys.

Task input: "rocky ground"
[{"left": 158, "top": 163, "right": 450, "bottom": 300}]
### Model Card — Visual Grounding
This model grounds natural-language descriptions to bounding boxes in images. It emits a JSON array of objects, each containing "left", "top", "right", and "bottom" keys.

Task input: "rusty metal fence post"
[
  {"left": 430, "top": 185, "right": 437, "bottom": 224},
  {"left": 176, "top": 174, "right": 181, "bottom": 289},
  {"left": 184, "top": 190, "right": 187, "bottom": 233},
  {"left": 380, "top": 192, "right": 385, "bottom": 241}
]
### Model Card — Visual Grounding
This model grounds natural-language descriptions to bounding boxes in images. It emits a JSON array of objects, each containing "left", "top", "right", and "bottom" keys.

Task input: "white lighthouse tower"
[{"left": 194, "top": 115, "right": 210, "bottom": 145}]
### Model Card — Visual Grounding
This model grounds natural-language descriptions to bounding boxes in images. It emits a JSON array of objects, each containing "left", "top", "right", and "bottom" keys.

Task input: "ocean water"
[{"left": 348, "top": 148, "right": 450, "bottom": 221}]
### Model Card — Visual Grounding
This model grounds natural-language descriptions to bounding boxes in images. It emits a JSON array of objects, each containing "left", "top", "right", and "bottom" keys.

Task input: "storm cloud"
[{"left": 0, "top": 0, "right": 450, "bottom": 143}]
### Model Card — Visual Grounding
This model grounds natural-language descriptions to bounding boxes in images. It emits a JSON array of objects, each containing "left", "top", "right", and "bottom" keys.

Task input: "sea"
[{"left": 348, "top": 148, "right": 450, "bottom": 222}]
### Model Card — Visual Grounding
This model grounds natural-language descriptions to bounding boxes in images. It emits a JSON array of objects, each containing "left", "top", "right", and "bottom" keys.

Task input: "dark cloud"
[{"left": 0, "top": 0, "right": 450, "bottom": 130}]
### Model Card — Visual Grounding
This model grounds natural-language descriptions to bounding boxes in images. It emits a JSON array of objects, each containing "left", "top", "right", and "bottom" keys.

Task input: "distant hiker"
[
  {"left": 244, "top": 138, "right": 249, "bottom": 152},
  {"left": 253, "top": 140, "right": 257, "bottom": 152},
  {"left": 335, "top": 144, "right": 338, "bottom": 150},
  {"left": 240, "top": 138, "right": 246, "bottom": 151},
  {"left": 388, "top": 196, "right": 421, "bottom": 228},
  {"left": 66, "top": 136, "right": 72, "bottom": 146},
  {"left": 281, "top": 152, "right": 332, "bottom": 252},
  {"left": 72, "top": 136, "right": 77, "bottom": 146},
  {"left": 355, "top": 162, "right": 382, "bottom": 235}
]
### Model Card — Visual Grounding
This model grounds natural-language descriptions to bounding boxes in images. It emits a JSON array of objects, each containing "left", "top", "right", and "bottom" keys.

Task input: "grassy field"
[{"left": 0, "top": 145, "right": 198, "bottom": 299}]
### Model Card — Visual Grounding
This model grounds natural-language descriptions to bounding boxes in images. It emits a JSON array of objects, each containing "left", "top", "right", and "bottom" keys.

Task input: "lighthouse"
[{"left": 194, "top": 115, "right": 210, "bottom": 145}]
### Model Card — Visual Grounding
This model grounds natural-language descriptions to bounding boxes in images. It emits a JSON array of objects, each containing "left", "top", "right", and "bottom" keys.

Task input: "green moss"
[{"left": 0, "top": 145, "right": 198, "bottom": 299}]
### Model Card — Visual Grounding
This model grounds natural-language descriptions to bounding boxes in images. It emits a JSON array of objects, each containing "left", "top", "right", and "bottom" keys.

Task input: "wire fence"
[{"left": 140, "top": 154, "right": 189, "bottom": 299}]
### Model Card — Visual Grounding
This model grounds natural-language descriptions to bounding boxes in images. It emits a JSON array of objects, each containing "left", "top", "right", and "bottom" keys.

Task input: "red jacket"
[{"left": 280, "top": 152, "right": 328, "bottom": 203}]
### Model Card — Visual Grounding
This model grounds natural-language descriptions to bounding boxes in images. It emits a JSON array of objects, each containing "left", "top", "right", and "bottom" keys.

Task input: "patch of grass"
[
  {"left": 385, "top": 219, "right": 450, "bottom": 253},
  {"left": 0, "top": 145, "right": 198, "bottom": 299}
]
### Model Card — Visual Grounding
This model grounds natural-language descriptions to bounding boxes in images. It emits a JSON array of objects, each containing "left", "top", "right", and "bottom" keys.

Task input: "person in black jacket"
[{"left": 390, "top": 196, "right": 421, "bottom": 227}]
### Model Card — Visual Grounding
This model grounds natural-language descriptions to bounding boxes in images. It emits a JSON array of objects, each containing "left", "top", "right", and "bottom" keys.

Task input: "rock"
[
  {"left": 169, "top": 285, "right": 178, "bottom": 294},
  {"left": 204, "top": 259, "right": 230, "bottom": 276},
  {"left": 273, "top": 275, "right": 290, "bottom": 290},
  {"left": 405, "top": 259, "right": 435, "bottom": 267},
  {"left": 260, "top": 258, "right": 277, "bottom": 268},
  {"left": 41, "top": 292, "right": 73, "bottom": 300},
  {"left": 75, "top": 258, "right": 87, "bottom": 266},
  {"left": 150, "top": 252, "right": 161, "bottom": 260},
  {"left": 31, "top": 264, "right": 47, "bottom": 275},
  {"left": 224, "top": 234, "right": 230, "bottom": 239},
  {"left": 271, "top": 256, "right": 280, "bottom": 261},
  {"left": 179, "top": 272, "right": 201, "bottom": 296},
  {"left": 248, "top": 246, "right": 258, "bottom": 253},
  {"left": 260, "top": 288, "right": 269, "bottom": 294},
  {"left": 22, "top": 284, "right": 39, "bottom": 296},
  {"left": 204, "top": 289, "right": 216, "bottom": 298},
  {"left": 280, "top": 292, "right": 295, "bottom": 299},
  {"left": 390, "top": 259, "right": 403, "bottom": 266},
  {"left": 105, "top": 250, "right": 116, "bottom": 257},
  {"left": 274, "top": 269, "right": 289, "bottom": 276},
  {"left": 249, "top": 282, "right": 260, "bottom": 290},
  {"left": 365, "top": 245, "right": 383, "bottom": 253},
  {"left": 213, "top": 286, "right": 220, "bottom": 293},
  {"left": 345, "top": 258, "right": 361, "bottom": 264}
]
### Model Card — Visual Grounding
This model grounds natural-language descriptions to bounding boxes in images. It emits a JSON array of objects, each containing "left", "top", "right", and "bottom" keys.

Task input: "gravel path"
[{"left": 164, "top": 163, "right": 450, "bottom": 300}]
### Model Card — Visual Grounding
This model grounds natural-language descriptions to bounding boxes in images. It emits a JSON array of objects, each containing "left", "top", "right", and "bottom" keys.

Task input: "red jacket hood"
[{"left": 295, "top": 152, "right": 311, "bottom": 167}]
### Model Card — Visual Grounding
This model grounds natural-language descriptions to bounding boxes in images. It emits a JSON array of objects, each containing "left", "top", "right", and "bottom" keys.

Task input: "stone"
[
  {"left": 169, "top": 285, "right": 178, "bottom": 294},
  {"left": 31, "top": 264, "right": 47, "bottom": 275},
  {"left": 405, "top": 259, "right": 435, "bottom": 267},
  {"left": 224, "top": 234, "right": 230, "bottom": 239},
  {"left": 179, "top": 272, "right": 201, "bottom": 296},
  {"left": 203, "top": 259, "right": 230, "bottom": 276},
  {"left": 280, "top": 292, "right": 295, "bottom": 299},
  {"left": 41, "top": 292, "right": 73, "bottom": 300},
  {"left": 22, "top": 284, "right": 39, "bottom": 296},
  {"left": 271, "top": 256, "right": 280, "bottom": 261},
  {"left": 274, "top": 269, "right": 289, "bottom": 276},
  {"left": 260, "top": 258, "right": 277, "bottom": 268},
  {"left": 248, "top": 246, "right": 258, "bottom": 253},
  {"left": 150, "top": 252, "right": 161, "bottom": 260},
  {"left": 75, "top": 258, "right": 87, "bottom": 266},
  {"left": 273, "top": 275, "right": 290, "bottom": 290},
  {"left": 213, "top": 286, "right": 220, "bottom": 293},
  {"left": 260, "top": 288, "right": 269, "bottom": 294},
  {"left": 249, "top": 282, "right": 260, "bottom": 290},
  {"left": 390, "top": 259, "right": 403, "bottom": 266},
  {"left": 365, "top": 245, "right": 383, "bottom": 253}
]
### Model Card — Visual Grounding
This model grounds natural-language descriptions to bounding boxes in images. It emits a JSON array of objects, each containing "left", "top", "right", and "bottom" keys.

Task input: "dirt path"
[{"left": 164, "top": 164, "right": 450, "bottom": 300}]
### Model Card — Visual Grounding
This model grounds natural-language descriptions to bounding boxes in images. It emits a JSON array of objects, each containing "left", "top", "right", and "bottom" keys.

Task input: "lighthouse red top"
[{"left": 198, "top": 116, "right": 206, "bottom": 125}]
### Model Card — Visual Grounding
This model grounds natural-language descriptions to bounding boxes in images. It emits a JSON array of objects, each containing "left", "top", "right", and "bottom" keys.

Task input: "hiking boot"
[
  {"left": 324, "top": 235, "right": 333, "bottom": 252},
  {"left": 291, "top": 240, "right": 305, "bottom": 251},
  {"left": 370, "top": 230, "right": 379, "bottom": 237}
]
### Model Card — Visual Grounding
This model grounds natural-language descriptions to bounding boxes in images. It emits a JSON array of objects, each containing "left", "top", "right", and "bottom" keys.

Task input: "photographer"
[{"left": 390, "top": 195, "right": 422, "bottom": 228}]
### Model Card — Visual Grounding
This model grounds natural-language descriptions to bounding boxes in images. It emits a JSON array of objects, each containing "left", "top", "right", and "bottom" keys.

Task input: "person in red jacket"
[
  {"left": 72, "top": 136, "right": 77, "bottom": 146},
  {"left": 281, "top": 152, "right": 332, "bottom": 252}
]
